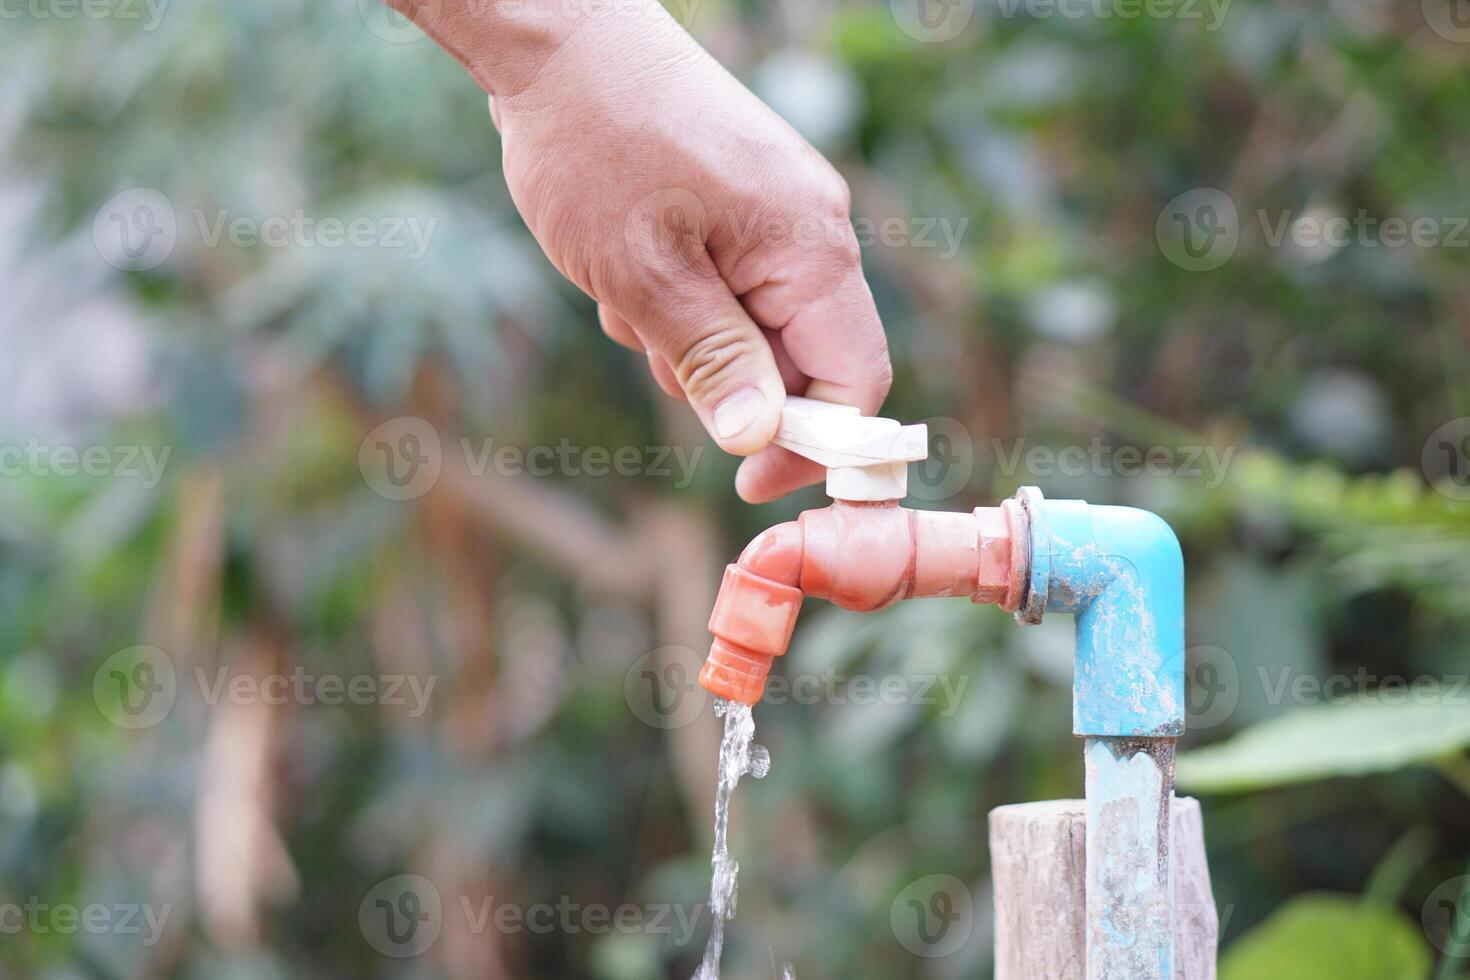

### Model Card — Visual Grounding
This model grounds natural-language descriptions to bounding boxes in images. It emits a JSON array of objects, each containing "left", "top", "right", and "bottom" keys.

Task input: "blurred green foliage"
[{"left": 1, "top": 0, "right": 1469, "bottom": 977}]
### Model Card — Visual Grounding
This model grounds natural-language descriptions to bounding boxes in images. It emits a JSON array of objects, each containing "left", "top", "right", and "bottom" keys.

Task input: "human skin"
[{"left": 384, "top": 0, "right": 893, "bottom": 502}]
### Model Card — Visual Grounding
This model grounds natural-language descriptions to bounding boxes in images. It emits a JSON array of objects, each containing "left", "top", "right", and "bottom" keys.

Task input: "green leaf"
[
  {"left": 1178, "top": 700, "right": 1470, "bottom": 792},
  {"left": 1220, "top": 894, "right": 1431, "bottom": 980}
]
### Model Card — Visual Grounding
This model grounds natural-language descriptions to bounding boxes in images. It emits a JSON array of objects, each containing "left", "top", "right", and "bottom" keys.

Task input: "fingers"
[
  {"left": 732, "top": 262, "right": 893, "bottom": 502},
  {"left": 598, "top": 304, "right": 684, "bottom": 398},
  {"left": 645, "top": 350, "right": 684, "bottom": 399},
  {"left": 627, "top": 276, "right": 787, "bottom": 457},
  {"left": 604, "top": 297, "right": 812, "bottom": 497},
  {"left": 763, "top": 326, "right": 807, "bottom": 393},
  {"left": 742, "top": 262, "right": 892, "bottom": 416},
  {"left": 735, "top": 446, "right": 825, "bottom": 504},
  {"left": 597, "top": 304, "right": 644, "bottom": 351}
]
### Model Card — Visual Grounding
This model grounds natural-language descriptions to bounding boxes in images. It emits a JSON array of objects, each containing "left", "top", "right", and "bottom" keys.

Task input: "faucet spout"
[{"left": 698, "top": 498, "right": 1031, "bottom": 705}]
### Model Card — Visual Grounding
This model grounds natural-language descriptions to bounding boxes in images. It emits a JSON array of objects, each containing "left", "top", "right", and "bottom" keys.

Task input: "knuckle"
[
  {"left": 826, "top": 227, "right": 864, "bottom": 268},
  {"left": 801, "top": 169, "right": 858, "bottom": 265},
  {"left": 817, "top": 169, "right": 852, "bottom": 218},
  {"left": 674, "top": 324, "right": 759, "bottom": 397}
]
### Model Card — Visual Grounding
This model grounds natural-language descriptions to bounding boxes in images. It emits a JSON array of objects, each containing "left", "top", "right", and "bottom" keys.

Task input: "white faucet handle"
[{"left": 775, "top": 396, "right": 928, "bottom": 501}]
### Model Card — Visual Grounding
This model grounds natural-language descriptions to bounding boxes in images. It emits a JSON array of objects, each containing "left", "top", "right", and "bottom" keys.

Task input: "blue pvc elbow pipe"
[{"left": 1015, "top": 487, "right": 1186, "bottom": 738}]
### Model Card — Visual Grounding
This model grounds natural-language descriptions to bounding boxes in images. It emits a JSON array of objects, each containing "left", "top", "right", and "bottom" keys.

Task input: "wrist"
[{"left": 389, "top": 0, "right": 678, "bottom": 99}]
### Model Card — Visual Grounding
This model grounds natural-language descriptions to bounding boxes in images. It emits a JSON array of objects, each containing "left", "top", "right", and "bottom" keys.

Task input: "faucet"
[
  {"left": 698, "top": 397, "right": 1029, "bottom": 704},
  {"left": 696, "top": 396, "right": 1189, "bottom": 980}
]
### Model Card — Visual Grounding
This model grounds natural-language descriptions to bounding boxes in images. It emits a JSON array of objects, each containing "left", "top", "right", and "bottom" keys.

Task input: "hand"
[{"left": 479, "top": 3, "right": 892, "bottom": 502}]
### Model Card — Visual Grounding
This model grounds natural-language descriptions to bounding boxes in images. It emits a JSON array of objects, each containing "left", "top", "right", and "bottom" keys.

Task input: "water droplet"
[{"left": 748, "top": 743, "right": 771, "bottom": 779}]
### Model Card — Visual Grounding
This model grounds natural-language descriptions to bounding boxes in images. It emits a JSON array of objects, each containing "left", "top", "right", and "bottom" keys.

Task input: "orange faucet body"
[{"left": 699, "top": 499, "right": 1030, "bottom": 704}]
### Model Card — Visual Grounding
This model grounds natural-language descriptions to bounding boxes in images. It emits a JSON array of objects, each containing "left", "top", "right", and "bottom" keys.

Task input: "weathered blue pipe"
[{"left": 1016, "top": 488, "right": 1185, "bottom": 737}]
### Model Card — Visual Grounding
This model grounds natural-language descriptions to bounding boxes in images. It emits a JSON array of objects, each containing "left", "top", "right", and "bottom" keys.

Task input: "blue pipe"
[
  {"left": 1015, "top": 487, "right": 1186, "bottom": 738},
  {"left": 1014, "top": 486, "right": 1187, "bottom": 978}
]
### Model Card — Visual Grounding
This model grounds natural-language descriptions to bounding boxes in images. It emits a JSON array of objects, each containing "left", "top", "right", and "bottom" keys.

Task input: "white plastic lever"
[{"left": 775, "top": 396, "right": 928, "bottom": 501}]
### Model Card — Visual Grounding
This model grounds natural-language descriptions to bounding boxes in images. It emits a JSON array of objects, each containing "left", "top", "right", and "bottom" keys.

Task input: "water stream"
[{"left": 693, "top": 699, "right": 771, "bottom": 980}]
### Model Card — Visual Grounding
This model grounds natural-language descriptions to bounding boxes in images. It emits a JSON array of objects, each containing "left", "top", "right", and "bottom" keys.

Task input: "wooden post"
[{"left": 990, "top": 796, "right": 1218, "bottom": 980}]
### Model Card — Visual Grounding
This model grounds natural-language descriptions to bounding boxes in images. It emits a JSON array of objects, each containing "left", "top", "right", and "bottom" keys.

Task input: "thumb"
[{"left": 630, "top": 283, "right": 786, "bottom": 456}]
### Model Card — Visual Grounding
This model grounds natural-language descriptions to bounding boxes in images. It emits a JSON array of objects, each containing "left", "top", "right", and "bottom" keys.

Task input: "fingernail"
[{"left": 713, "top": 387, "right": 766, "bottom": 440}]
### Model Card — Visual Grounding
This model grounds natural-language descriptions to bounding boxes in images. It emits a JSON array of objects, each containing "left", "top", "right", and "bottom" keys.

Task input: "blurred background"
[{"left": 2, "top": 0, "right": 1469, "bottom": 976}]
